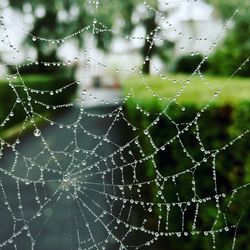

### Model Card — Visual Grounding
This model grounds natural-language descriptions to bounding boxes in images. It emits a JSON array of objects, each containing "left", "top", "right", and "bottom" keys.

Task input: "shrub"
[
  {"left": 206, "top": 0, "right": 250, "bottom": 77},
  {"left": 173, "top": 54, "right": 208, "bottom": 73},
  {"left": 0, "top": 73, "right": 77, "bottom": 131},
  {"left": 125, "top": 95, "right": 250, "bottom": 249}
]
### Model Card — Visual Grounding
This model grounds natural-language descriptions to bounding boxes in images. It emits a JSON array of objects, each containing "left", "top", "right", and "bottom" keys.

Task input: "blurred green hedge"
[
  {"left": 0, "top": 74, "right": 77, "bottom": 132},
  {"left": 172, "top": 54, "right": 209, "bottom": 74},
  {"left": 125, "top": 97, "right": 250, "bottom": 249}
]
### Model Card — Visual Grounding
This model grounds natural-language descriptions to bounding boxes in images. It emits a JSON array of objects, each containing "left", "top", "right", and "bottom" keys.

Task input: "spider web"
[{"left": 0, "top": 1, "right": 249, "bottom": 249}]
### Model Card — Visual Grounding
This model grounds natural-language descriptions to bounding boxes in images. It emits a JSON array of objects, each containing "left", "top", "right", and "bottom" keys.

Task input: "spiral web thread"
[{"left": 0, "top": 1, "right": 249, "bottom": 249}]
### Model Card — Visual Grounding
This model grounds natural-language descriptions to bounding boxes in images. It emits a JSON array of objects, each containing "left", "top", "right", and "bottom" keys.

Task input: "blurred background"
[{"left": 0, "top": 0, "right": 250, "bottom": 249}]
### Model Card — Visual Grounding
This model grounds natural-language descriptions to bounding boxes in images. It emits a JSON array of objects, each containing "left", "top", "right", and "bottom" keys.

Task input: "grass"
[{"left": 123, "top": 74, "right": 250, "bottom": 106}]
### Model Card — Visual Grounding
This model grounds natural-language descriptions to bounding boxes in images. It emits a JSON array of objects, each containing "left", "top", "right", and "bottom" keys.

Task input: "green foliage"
[
  {"left": 208, "top": 20, "right": 250, "bottom": 76},
  {"left": 8, "top": 1, "right": 175, "bottom": 74},
  {"left": 207, "top": 0, "right": 250, "bottom": 76},
  {"left": 123, "top": 74, "right": 250, "bottom": 106},
  {"left": 0, "top": 73, "right": 77, "bottom": 132},
  {"left": 208, "top": 0, "right": 249, "bottom": 19},
  {"left": 8, "top": 0, "right": 138, "bottom": 62},
  {"left": 124, "top": 75, "right": 250, "bottom": 249},
  {"left": 173, "top": 54, "right": 208, "bottom": 74}
]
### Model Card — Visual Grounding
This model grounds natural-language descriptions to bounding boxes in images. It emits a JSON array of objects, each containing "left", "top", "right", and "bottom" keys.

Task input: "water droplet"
[
  {"left": 63, "top": 176, "right": 69, "bottom": 182},
  {"left": 34, "top": 129, "right": 41, "bottom": 137},
  {"left": 176, "top": 232, "right": 181, "bottom": 237}
]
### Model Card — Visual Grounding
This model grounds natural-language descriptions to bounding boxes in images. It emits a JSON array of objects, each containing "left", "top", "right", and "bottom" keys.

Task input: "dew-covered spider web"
[{"left": 0, "top": 0, "right": 250, "bottom": 249}]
